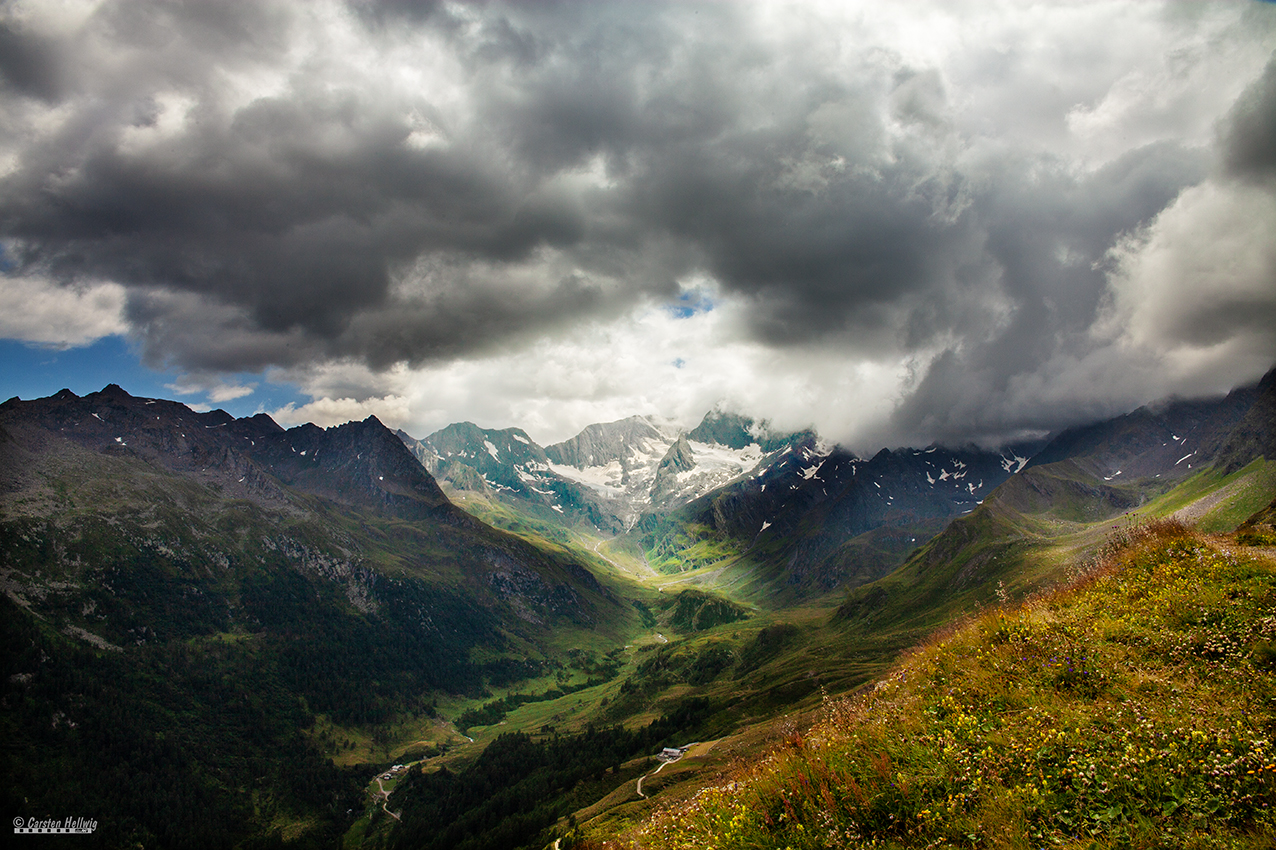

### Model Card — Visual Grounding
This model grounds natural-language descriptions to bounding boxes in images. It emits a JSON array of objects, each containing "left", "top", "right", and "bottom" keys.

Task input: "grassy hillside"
[
  {"left": 617, "top": 521, "right": 1276, "bottom": 849},
  {"left": 835, "top": 458, "right": 1276, "bottom": 642}
]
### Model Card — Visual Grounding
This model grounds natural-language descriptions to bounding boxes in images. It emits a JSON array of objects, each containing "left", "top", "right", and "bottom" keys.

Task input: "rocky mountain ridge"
[
  {"left": 1, "top": 383, "right": 455, "bottom": 522},
  {"left": 631, "top": 436, "right": 1044, "bottom": 601},
  {"left": 398, "top": 411, "right": 809, "bottom": 532},
  {"left": 835, "top": 364, "right": 1276, "bottom": 635},
  {"left": 0, "top": 384, "right": 622, "bottom": 636},
  {"left": 394, "top": 370, "right": 1274, "bottom": 605}
]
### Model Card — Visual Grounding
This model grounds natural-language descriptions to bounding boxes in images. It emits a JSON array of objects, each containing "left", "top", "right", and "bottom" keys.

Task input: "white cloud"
[
  {"left": 1101, "top": 177, "right": 1276, "bottom": 386},
  {"left": 0, "top": 274, "right": 127, "bottom": 346},
  {"left": 274, "top": 291, "right": 912, "bottom": 450},
  {"left": 207, "top": 383, "right": 256, "bottom": 403},
  {"left": 270, "top": 394, "right": 412, "bottom": 429},
  {"left": 165, "top": 376, "right": 257, "bottom": 404}
]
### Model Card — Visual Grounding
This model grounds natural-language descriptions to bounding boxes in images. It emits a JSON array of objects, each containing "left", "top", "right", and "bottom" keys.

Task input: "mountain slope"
[
  {"left": 1024, "top": 379, "right": 1260, "bottom": 480},
  {"left": 1211, "top": 366, "right": 1276, "bottom": 473},
  {"left": 542, "top": 413, "right": 802, "bottom": 528},
  {"left": 0, "top": 385, "right": 633, "bottom": 848},
  {"left": 621, "top": 522, "right": 1276, "bottom": 849},
  {"left": 399, "top": 422, "right": 630, "bottom": 534},
  {"left": 686, "top": 409, "right": 796, "bottom": 452},
  {"left": 835, "top": 367, "right": 1276, "bottom": 638},
  {"left": 631, "top": 438, "right": 1041, "bottom": 604}
]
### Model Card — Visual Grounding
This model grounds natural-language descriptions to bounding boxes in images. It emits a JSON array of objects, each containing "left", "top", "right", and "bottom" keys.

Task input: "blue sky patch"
[
  {"left": 665, "top": 291, "right": 714, "bottom": 319},
  {"left": 0, "top": 336, "right": 306, "bottom": 420}
]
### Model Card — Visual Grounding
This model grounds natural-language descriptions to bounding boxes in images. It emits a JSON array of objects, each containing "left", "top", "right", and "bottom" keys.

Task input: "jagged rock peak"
[
  {"left": 658, "top": 433, "right": 697, "bottom": 473},
  {"left": 88, "top": 383, "right": 147, "bottom": 405},
  {"left": 246, "top": 412, "right": 284, "bottom": 432},
  {"left": 688, "top": 408, "right": 808, "bottom": 452}
]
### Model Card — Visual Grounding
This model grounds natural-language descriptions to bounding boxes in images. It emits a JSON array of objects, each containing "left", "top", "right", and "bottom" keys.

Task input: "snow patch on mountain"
[
  {"left": 547, "top": 459, "right": 628, "bottom": 499},
  {"left": 1001, "top": 453, "right": 1030, "bottom": 473}
]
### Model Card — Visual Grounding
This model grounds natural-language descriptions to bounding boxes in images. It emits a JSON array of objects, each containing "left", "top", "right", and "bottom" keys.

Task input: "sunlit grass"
[{"left": 619, "top": 521, "right": 1276, "bottom": 849}]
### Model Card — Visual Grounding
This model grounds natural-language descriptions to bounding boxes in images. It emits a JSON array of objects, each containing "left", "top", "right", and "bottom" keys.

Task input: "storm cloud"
[{"left": 2, "top": 1, "right": 1275, "bottom": 446}]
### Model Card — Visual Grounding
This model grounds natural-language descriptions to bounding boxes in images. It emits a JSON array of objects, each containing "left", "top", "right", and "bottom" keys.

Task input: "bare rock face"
[
  {"left": 650, "top": 434, "right": 697, "bottom": 506},
  {"left": 544, "top": 415, "right": 670, "bottom": 469},
  {"left": 1210, "top": 366, "right": 1276, "bottom": 474}
]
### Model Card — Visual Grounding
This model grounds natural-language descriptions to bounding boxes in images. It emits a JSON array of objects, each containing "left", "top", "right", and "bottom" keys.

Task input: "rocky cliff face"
[
  {"left": 544, "top": 415, "right": 674, "bottom": 470},
  {"left": 1209, "top": 366, "right": 1276, "bottom": 474},
  {"left": 650, "top": 434, "right": 698, "bottom": 505}
]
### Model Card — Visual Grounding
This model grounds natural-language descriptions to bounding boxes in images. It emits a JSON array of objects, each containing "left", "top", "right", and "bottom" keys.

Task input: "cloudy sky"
[{"left": 2, "top": 0, "right": 1275, "bottom": 450}]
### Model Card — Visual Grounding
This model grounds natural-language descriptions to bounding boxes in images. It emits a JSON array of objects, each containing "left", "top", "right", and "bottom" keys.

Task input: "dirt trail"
[{"left": 1172, "top": 472, "right": 1256, "bottom": 524}]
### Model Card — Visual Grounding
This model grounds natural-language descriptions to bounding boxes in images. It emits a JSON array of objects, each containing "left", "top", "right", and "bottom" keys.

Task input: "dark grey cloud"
[
  {"left": 0, "top": 21, "right": 66, "bottom": 101},
  {"left": 1, "top": 0, "right": 1273, "bottom": 444},
  {"left": 886, "top": 140, "right": 1213, "bottom": 445},
  {"left": 1224, "top": 53, "right": 1276, "bottom": 177},
  {"left": 0, "top": 0, "right": 729, "bottom": 373},
  {"left": 0, "top": 6, "right": 617, "bottom": 366}
]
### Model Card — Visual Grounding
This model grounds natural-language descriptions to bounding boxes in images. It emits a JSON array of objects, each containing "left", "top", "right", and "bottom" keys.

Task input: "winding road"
[
  {"left": 635, "top": 748, "right": 687, "bottom": 799},
  {"left": 374, "top": 775, "right": 401, "bottom": 821}
]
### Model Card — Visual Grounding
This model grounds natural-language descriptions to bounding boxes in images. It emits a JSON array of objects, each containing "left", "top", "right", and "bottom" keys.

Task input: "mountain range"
[
  {"left": 396, "top": 408, "right": 1046, "bottom": 603},
  {"left": 1, "top": 366, "right": 1273, "bottom": 849},
  {"left": 396, "top": 409, "right": 807, "bottom": 534}
]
